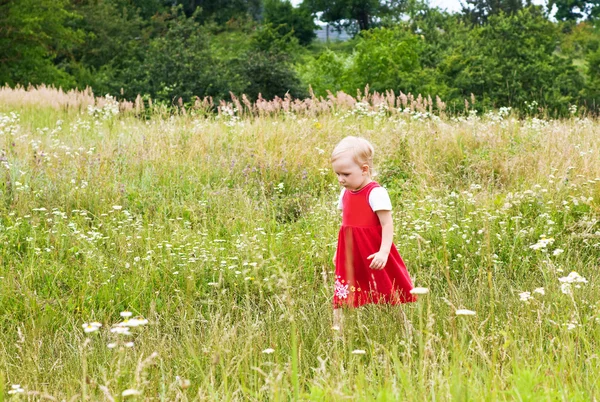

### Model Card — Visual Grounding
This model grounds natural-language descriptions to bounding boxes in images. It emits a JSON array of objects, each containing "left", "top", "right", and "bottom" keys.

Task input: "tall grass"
[{"left": 0, "top": 87, "right": 598, "bottom": 400}]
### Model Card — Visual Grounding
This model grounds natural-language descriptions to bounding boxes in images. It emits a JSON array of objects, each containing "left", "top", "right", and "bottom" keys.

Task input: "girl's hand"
[{"left": 367, "top": 251, "right": 388, "bottom": 270}]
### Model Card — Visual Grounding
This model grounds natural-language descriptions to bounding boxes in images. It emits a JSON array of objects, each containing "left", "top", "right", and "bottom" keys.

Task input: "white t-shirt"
[{"left": 337, "top": 186, "right": 392, "bottom": 211}]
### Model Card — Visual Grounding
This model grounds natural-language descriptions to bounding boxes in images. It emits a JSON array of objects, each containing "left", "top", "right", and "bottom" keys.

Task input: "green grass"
[{"left": 0, "top": 102, "right": 599, "bottom": 400}]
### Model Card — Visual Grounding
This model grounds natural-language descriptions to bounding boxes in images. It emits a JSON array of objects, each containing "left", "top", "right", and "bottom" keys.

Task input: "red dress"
[{"left": 334, "top": 181, "right": 416, "bottom": 308}]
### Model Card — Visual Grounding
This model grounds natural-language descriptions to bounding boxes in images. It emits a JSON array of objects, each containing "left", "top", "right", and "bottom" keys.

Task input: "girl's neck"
[{"left": 351, "top": 178, "right": 372, "bottom": 192}]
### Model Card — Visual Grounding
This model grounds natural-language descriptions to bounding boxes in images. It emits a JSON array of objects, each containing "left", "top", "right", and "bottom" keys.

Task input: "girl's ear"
[{"left": 362, "top": 164, "right": 370, "bottom": 175}]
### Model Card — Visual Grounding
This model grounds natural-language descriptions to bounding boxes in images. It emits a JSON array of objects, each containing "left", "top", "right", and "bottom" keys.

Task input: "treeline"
[{"left": 1, "top": 0, "right": 600, "bottom": 115}]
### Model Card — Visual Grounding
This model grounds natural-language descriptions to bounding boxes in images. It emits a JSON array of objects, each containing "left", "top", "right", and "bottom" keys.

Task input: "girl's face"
[{"left": 332, "top": 153, "right": 371, "bottom": 191}]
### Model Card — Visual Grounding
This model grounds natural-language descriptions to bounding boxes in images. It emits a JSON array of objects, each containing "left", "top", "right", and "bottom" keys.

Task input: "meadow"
[{"left": 0, "top": 87, "right": 599, "bottom": 401}]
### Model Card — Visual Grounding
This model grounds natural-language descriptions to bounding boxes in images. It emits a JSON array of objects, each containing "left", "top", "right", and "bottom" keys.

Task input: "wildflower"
[
  {"left": 82, "top": 322, "right": 102, "bottom": 333},
  {"left": 107, "top": 342, "right": 117, "bottom": 349},
  {"left": 331, "top": 325, "right": 341, "bottom": 331},
  {"left": 553, "top": 249, "right": 564, "bottom": 256},
  {"left": 110, "top": 326, "right": 132, "bottom": 335},
  {"left": 262, "top": 348, "right": 275, "bottom": 354},
  {"left": 112, "top": 205, "right": 123, "bottom": 210},
  {"left": 118, "top": 317, "right": 148, "bottom": 328},
  {"left": 410, "top": 287, "right": 429, "bottom": 295},
  {"left": 351, "top": 349, "right": 366, "bottom": 355},
  {"left": 120, "top": 311, "right": 133, "bottom": 318},
  {"left": 558, "top": 271, "right": 587, "bottom": 284},
  {"left": 533, "top": 287, "right": 545, "bottom": 295},
  {"left": 519, "top": 292, "right": 533, "bottom": 302},
  {"left": 455, "top": 309, "right": 476, "bottom": 316},
  {"left": 8, "top": 384, "right": 24, "bottom": 394},
  {"left": 560, "top": 283, "right": 572, "bottom": 295},
  {"left": 125, "top": 342, "right": 134, "bottom": 348},
  {"left": 529, "top": 235, "right": 554, "bottom": 250},
  {"left": 122, "top": 389, "right": 142, "bottom": 397}
]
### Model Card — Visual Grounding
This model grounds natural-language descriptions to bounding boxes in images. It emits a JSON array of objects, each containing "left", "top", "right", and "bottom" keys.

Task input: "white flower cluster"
[
  {"left": 523, "top": 117, "right": 548, "bottom": 131},
  {"left": 0, "top": 112, "right": 20, "bottom": 136},
  {"left": 217, "top": 105, "right": 242, "bottom": 127},
  {"left": 519, "top": 287, "right": 544, "bottom": 302},
  {"left": 87, "top": 94, "right": 120, "bottom": 120},
  {"left": 82, "top": 311, "right": 148, "bottom": 338},
  {"left": 529, "top": 235, "right": 554, "bottom": 251},
  {"left": 450, "top": 109, "right": 479, "bottom": 124},
  {"left": 484, "top": 106, "right": 512, "bottom": 123},
  {"left": 409, "top": 110, "right": 440, "bottom": 122},
  {"left": 558, "top": 271, "right": 588, "bottom": 295},
  {"left": 8, "top": 384, "right": 24, "bottom": 394},
  {"left": 340, "top": 101, "right": 373, "bottom": 120}
]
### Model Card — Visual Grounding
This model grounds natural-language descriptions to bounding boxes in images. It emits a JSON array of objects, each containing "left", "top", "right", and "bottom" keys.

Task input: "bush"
[{"left": 439, "top": 7, "right": 584, "bottom": 114}]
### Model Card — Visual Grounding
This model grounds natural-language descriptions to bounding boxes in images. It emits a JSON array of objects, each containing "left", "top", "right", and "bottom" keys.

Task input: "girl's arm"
[{"left": 367, "top": 210, "right": 393, "bottom": 270}]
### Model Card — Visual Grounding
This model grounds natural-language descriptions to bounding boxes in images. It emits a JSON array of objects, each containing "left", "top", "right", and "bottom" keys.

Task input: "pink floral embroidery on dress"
[{"left": 335, "top": 279, "right": 349, "bottom": 299}]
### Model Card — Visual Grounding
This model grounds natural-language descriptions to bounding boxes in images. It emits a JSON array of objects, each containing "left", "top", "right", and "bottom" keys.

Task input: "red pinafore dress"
[{"left": 334, "top": 181, "right": 416, "bottom": 308}]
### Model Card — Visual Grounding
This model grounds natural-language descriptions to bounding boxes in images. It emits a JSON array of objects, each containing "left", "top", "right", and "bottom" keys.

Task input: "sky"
[{"left": 290, "top": 0, "right": 548, "bottom": 14}]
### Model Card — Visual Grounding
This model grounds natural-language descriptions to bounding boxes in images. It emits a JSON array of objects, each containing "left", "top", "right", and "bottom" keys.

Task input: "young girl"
[{"left": 331, "top": 136, "right": 416, "bottom": 326}]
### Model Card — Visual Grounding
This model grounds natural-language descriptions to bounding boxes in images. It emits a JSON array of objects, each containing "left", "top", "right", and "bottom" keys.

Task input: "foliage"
[
  {"left": 349, "top": 27, "right": 422, "bottom": 92},
  {"left": 0, "top": 0, "right": 83, "bottom": 87},
  {"left": 1, "top": 0, "right": 600, "bottom": 114},
  {"left": 301, "top": 25, "right": 457, "bottom": 99},
  {"left": 548, "top": 0, "right": 600, "bottom": 21},
  {"left": 263, "top": 0, "right": 317, "bottom": 45},
  {"left": 236, "top": 28, "right": 308, "bottom": 99},
  {"left": 296, "top": 49, "right": 350, "bottom": 96},
  {"left": 586, "top": 41, "right": 600, "bottom": 105},
  {"left": 461, "top": 0, "right": 530, "bottom": 24},
  {"left": 439, "top": 7, "right": 584, "bottom": 113},
  {"left": 305, "top": 0, "right": 407, "bottom": 32},
  {"left": 67, "top": 4, "right": 306, "bottom": 103},
  {"left": 66, "top": 0, "right": 149, "bottom": 94},
  {"left": 178, "top": 0, "right": 262, "bottom": 22},
  {"left": 136, "top": 11, "right": 231, "bottom": 102}
]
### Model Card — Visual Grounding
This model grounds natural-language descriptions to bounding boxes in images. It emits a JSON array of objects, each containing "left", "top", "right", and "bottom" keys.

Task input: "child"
[{"left": 331, "top": 136, "right": 416, "bottom": 327}]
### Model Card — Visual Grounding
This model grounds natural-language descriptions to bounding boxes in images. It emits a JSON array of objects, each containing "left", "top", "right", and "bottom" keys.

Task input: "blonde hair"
[{"left": 331, "top": 136, "right": 375, "bottom": 175}]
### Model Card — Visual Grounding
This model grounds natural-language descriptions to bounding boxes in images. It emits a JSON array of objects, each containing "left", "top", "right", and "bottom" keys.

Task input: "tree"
[
  {"left": 134, "top": 8, "right": 233, "bottom": 102},
  {"left": 547, "top": 0, "right": 600, "bottom": 21},
  {"left": 440, "top": 7, "right": 584, "bottom": 113},
  {"left": 263, "top": 0, "right": 317, "bottom": 45},
  {"left": 461, "top": 0, "right": 531, "bottom": 24},
  {"left": 305, "top": 0, "right": 406, "bottom": 32},
  {"left": 349, "top": 27, "right": 422, "bottom": 91},
  {"left": 233, "top": 23, "right": 307, "bottom": 99},
  {"left": 583, "top": 24, "right": 600, "bottom": 105},
  {"left": 296, "top": 49, "right": 348, "bottom": 96},
  {"left": 0, "top": 0, "right": 83, "bottom": 87},
  {"left": 109, "top": 0, "right": 169, "bottom": 19},
  {"left": 68, "top": 0, "right": 148, "bottom": 86},
  {"left": 175, "top": 0, "right": 262, "bottom": 23}
]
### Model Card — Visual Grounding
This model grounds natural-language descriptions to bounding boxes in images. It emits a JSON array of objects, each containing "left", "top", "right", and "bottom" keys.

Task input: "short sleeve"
[
  {"left": 337, "top": 188, "right": 345, "bottom": 210},
  {"left": 369, "top": 187, "right": 392, "bottom": 211}
]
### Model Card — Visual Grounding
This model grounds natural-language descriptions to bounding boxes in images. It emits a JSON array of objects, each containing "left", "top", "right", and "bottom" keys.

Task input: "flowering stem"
[{"left": 290, "top": 318, "right": 299, "bottom": 400}]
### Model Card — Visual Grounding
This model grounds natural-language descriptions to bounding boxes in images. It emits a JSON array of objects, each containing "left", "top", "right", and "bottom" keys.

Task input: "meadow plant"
[{"left": 0, "top": 87, "right": 598, "bottom": 400}]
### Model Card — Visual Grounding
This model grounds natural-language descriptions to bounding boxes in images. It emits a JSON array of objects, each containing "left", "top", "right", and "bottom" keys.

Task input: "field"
[{"left": 0, "top": 87, "right": 599, "bottom": 400}]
